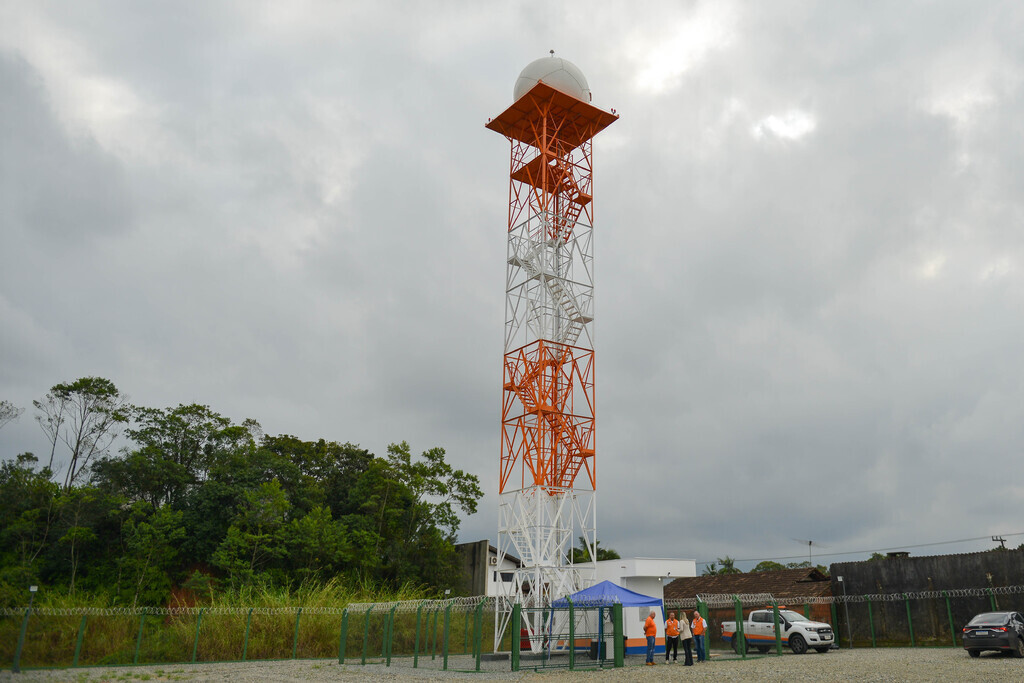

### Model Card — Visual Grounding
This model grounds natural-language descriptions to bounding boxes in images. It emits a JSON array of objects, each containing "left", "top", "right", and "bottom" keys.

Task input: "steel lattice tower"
[{"left": 486, "top": 56, "right": 617, "bottom": 651}]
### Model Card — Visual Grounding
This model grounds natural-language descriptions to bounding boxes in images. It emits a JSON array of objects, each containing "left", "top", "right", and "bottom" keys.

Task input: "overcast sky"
[{"left": 2, "top": 1, "right": 1023, "bottom": 572}]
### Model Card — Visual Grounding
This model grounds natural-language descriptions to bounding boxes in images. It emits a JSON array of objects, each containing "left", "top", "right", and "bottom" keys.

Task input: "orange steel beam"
[{"left": 500, "top": 340, "right": 595, "bottom": 493}]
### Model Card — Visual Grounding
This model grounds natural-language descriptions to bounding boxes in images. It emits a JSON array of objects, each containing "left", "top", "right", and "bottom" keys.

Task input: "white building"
[{"left": 595, "top": 557, "right": 697, "bottom": 654}]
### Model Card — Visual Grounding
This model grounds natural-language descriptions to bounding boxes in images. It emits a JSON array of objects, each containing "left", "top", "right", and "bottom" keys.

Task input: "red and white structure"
[{"left": 486, "top": 55, "right": 617, "bottom": 650}]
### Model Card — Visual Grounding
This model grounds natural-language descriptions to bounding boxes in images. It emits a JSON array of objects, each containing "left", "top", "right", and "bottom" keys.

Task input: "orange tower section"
[{"left": 486, "top": 56, "right": 616, "bottom": 652}]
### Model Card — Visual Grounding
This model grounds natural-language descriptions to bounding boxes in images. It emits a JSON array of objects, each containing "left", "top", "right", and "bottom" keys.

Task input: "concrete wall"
[
  {"left": 829, "top": 550, "right": 1024, "bottom": 645},
  {"left": 454, "top": 539, "right": 488, "bottom": 596}
]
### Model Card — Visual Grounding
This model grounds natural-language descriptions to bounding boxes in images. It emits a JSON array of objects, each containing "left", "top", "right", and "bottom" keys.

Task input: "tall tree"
[{"left": 33, "top": 377, "right": 128, "bottom": 489}]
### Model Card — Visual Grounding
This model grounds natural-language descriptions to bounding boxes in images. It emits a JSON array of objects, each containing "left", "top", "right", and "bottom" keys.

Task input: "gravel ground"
[{"left": 5, "top": 648, "right": 1023, "bottom": 682}]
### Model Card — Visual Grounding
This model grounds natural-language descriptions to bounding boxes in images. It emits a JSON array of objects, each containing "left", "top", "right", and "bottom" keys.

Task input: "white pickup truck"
[{"left": 721, "top": 608, "right": 834, "bottom": 654}]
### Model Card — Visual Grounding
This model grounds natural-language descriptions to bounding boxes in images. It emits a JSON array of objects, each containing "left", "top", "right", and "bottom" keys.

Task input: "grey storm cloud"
[{"left": 2, "top": 0, "right": 1023, "bottom": 570}]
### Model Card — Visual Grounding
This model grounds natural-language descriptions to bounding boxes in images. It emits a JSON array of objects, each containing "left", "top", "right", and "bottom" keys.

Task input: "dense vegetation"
[{"left": 0, "top": 378, "right": 483, "bottom": 608}]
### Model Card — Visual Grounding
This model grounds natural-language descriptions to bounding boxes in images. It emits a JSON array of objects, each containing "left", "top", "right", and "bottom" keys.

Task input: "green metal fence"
[
  {"left": 665, "top": 584, "right": 1024, "bottom": 658},
  {"left": 1, "top": 597, "right": 626, "bottom": 673},
  {"left": 513, "top": 598, "right": 618, "bottom": 671},
  {"left": 6, "top": 584, "right": 1021, "bottom": 672}
]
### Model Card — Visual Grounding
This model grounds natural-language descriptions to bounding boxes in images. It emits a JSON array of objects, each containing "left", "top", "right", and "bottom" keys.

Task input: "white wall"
[{"left": 485, "top": 550, "right": 520, "bottom": 597}]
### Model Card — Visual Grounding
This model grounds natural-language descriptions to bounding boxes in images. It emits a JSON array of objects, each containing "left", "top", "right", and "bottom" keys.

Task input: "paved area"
[{"left": 4, "top": 647, "right": 1023, "bottom": 682}]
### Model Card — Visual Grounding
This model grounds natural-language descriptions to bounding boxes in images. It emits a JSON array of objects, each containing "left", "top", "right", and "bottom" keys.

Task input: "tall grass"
[{"left": 1, "top": 577, "right": 436, "bottom": 669}]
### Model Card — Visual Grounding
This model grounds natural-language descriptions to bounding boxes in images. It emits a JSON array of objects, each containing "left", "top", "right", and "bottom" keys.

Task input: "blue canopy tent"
[
  {"left": 552, "top": 580, "right": 661, "bottom": 608},
  {"left": 552, "top": 581, "right": 664, "bottom": 658}
]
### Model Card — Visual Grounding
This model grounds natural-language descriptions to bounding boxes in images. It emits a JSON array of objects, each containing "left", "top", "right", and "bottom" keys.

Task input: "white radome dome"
[{"left": 513, "top": 56, "right": 591, "bottom": 103}]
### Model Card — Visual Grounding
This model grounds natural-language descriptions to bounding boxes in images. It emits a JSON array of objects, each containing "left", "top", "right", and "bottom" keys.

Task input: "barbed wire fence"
[
  {"left": 4, "top": 585, "right": 1022, "bottom": 671},
  {"left": 666, "top": 584, "right": 1024, "bottom": 654}
]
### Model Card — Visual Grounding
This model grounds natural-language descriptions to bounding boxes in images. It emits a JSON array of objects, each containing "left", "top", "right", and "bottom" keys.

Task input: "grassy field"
[{"left": 1, "top": 578, "right": 462, "bottom": 669}]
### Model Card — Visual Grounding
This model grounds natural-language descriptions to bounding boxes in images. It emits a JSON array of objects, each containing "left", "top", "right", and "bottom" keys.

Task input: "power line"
[{"left": 697, "top": 531, "right": 1024, "bottom": 566}]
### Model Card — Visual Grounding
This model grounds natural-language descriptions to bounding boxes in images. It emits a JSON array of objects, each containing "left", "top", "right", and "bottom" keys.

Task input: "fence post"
[
  {"left": 804, "top": 602, "right": 811, "bottom": 620},
  {"left": 830, "top": 602, "right": 840, "bottom": 647},
  {"left": 361, "top": 606, "right": 372, "bottom": 665},
  {"left": 734, "top": 595, "right": 746, "bottom": 658},
  {"left": 612, "top": 602, "right": 624, "bottom": 667},
  {"left": 943, "top": 592, "right": 956, "bottom": 647},
  {"left": 442, "top": 603, "right": 452, "bottom": 671},
  {"left": 242, "top": 608, "right": 253, "bottom": 661},
  {"left": 567, "top": 597, "right": 575, "bottom": 670},
  {"left": 386, "top": 605, "right": 397, "bottom": 666},
  {"left": 987, "top": 588, "right": 997, "bottom": 612},
  {"left": 904, "top": 594, "right": 915, "bottom": 647},
  {"left": 192, "top": 608, "right": 206, "bottom": 663},
  {"left": 431, "top": 608, "right": 439, "bottom": 660},
  {"left": 474, "top": 598, "right": 485, "bottom": 672},
  {"left": 11, "top": 607, "right": 32, "bottom": 673},
  {"left": 511, "top": 603, "right": 521, "bottom": 671},
  {"left": 413, "top": 603, "right": 423, "bottom": 668},
  {"left": 132, "top": 611, "right": 147, "bottom": 665},
  {"left": 292, "top": 607, "right": 303, "bottom": 660},
  {"left": 72, "top": 614, "right": 87, "bottom": 668},
  {"left": 339, "top": 608, "right": 349, "bottom": 664},
  {"left": 867, "top": 598, "right": 876, "bottom": 648},
  {"left": 771, "top": 599, "right": 782, "bottom": 655}
]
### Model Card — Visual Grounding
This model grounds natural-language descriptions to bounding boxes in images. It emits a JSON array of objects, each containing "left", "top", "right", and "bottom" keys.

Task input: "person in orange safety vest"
[
  {"left": 665, "top": 611, "right": 680, "bottom": 662},
  {"left": 692, "top": 610, "right": 708, "bottom": 662},
  {"left": 644, "top": 610, "right": 657, "bottom": 665}
]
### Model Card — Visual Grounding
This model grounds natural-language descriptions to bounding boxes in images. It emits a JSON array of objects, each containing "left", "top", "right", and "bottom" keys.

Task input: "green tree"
[
  {"left": 212, "top": 479, "right": 292, "bottom": 586},
  {"left": 285, "top": 506, "right": 353, "bottom": 581},
  {"left": 384, "top": 441, "right": 482, "bottom": 540},
  {"left": 94, "top": 404, "right": 259, "bottom": 508},
  {"left": 56, "top": 487, "right": 105, "bottom": 593},
  {"left": 753, "top": 560, "right": 787, "bottom": 572},
  {"left": 571, "top": 536, "right": 621, "bottom": 563},
  {"left": 0, "top": 454, "right": 60, "bottom": 588},
  {"left": 703, "top": 556, "right": 741, "bottom": 575},
  {"left": 33, "top": 377, "right": 128, "bottom": 489},
  {"left": 117, "top": 502, "right": 186, "bottom": 607},
  {"left": 717, "top": 556, "right": 741, "bottom": 574}
]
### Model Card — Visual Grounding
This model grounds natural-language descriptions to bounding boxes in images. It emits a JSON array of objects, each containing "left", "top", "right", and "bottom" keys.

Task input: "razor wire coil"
[
  {"left": 6, "top": 584, "right": 1022, "bottom": 618},
  {"left": 663, "top": 584, "right": 1024, "bottom": 609}
]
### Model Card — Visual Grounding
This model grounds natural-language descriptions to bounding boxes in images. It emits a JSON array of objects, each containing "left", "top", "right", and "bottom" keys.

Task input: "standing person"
[
  {"left": 644, "top": 610, "right": 658, "bottom": 665},
  {"left": 692, "top": 610, "right": 708, "bottom": 662},
  {"left": 664, "top": 611, "right": 680, "bottom": 662},
  {"left": 679, "top": 611, "right": 694, "bottom": 665}
]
